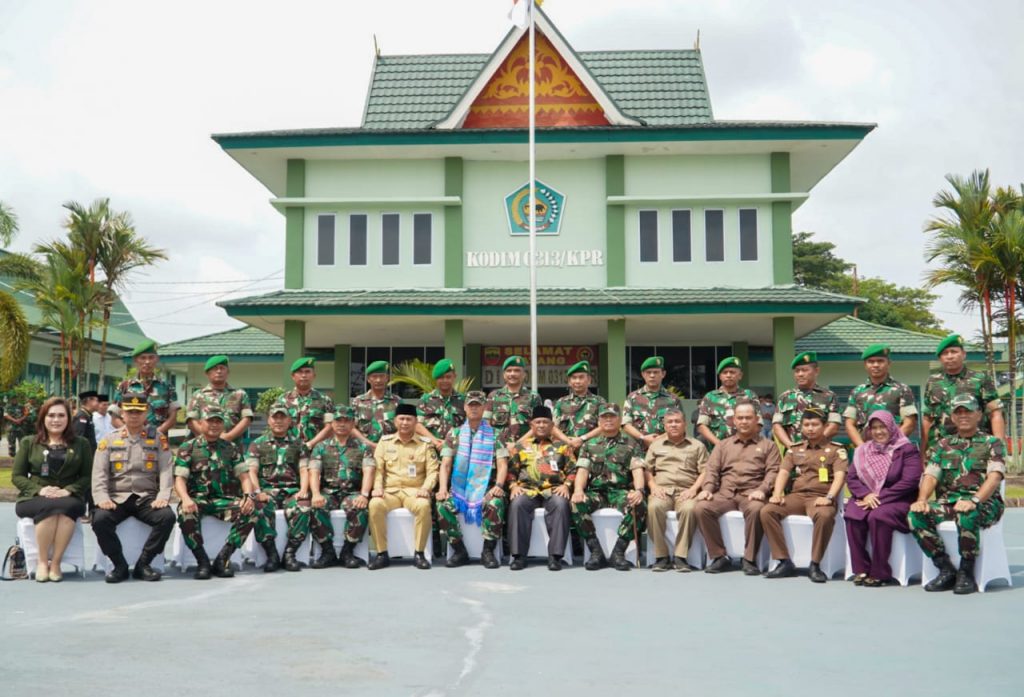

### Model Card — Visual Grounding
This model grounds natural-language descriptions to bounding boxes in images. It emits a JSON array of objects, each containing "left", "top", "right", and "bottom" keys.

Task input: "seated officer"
[
  {"left": 368, "top": 403, "right": 439, "bottom": 570},
  {"left": 437, "top": 391, "right": 508, "bottom": 569},
  {"left": 174, "top": 406, "right": 257, "bottom": 579},
  {"left": 246, "top": 401, "right": 311, "bottom": 572},
  {"left": 571, "top": 403, "right": 647, "bottom": 571},
  {"left": 307, "top": 405, "right": 376, "bottom": 569},
  {"left": 506, "top": 406, "right": 577, "bottom": 571},
  {"left": 695, "top": 401, "right": 781, "bottom": 574},
  {"left": 910, "top": 394, "right": 1006, "bottom": 594},
  {"left": 91, "top": 394, "right": 175, "bottom": 583},
  {"left": 760, "top": 408, "right": 848, "bottom": 583}
]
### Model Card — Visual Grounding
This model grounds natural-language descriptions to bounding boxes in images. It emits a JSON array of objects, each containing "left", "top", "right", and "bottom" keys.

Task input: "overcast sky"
[{"left": 2, "top": 0, "right": 1022, "bottom": 344}]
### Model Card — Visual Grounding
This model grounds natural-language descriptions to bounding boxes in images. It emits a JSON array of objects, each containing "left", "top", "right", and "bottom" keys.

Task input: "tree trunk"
[
  {"left": 983, "top": 287, "right": 997, "bottom": 385},
  {"left": 97, "top": 301, "right": 111, "bottom": 391},
  {"left": 1007, "top": 284, "right": 1018, "bottom": 468},
  {"left": 59, "top": 332, "right": 67, "bottom": 396}
]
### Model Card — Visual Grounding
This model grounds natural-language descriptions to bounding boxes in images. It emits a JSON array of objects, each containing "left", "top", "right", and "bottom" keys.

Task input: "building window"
[
  {"left": 349, "top": 214, "right": 367, "bottom": 266},
  {"left": 413, "top": 213, "right": 432, "bottom": 265},
  {"left": 739, "top": 208, "right": 758, "bottom": 261},
  {"left": 672, "top": 209, "right": 691, "bottom": 262},
  {"left": 705, "top": 209, "right": 724, "bottom": 262},
  {"left": 639, "top": 210, "right": 658, "bottom": 262},
  {"left": 382, "top": 213, "right": 400, "bottom": 266},
  {"left": 317, "top": 215, "right": 335, "bottom": 266}
]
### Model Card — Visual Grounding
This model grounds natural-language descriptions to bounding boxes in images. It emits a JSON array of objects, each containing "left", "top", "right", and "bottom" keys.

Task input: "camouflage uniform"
[
  {"left": 5, "top": 397, "right": 24, "bottom": 456},
  {"left": 416, "top": 389, "right": 466, "bottom": 441},
  {"left": 351, "top": 389, "right": 401, "bottom": 444},
  {"left": 773, "top": 385, "right": 841, "bottom": 444},
  {"left": 281, "top": 387, "right": 335, "bottom": 443},
  {"left": 308, "top": 435, "right": 375, "bottom": 545},
  {"left": 174, "top": 436, "right": 256, "bottom": 551},
  {"left": 909, "top": 432, "right": 1006, "bottom": 561},
  {"left": 622, "top": 387, "right": 682, "bottom": 437},
  {"left": 245, "top": 433, "right": 311, "bottom": 544},
  {"left": 552, "top": 391, "right": 606, "bottom": 438},
  {"left": 436, "top": 424, "right": 508, "bottom": 542},
  {"left": 485, "top": 385, "right": 542, "bottom": 447},
  {"left": 186, "top": 384, "right": 254, "bottom": 433},
  {"left": 572, "top": 433, "right": 647, "bottom": 541},
  {"left": 697, "top": 387, "right": 761, "bottom": 442},
  {"left": 844, "top": 376, "right": 918, "bottom": 434},
  {"left": 115, "top": 375, "right": 178, "bottom": 430},
  {"left": 922, "top": 368, "right": 1000, "bottom": 447}
]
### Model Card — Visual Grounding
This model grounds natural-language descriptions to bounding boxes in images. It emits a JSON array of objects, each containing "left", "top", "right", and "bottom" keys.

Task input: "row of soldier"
[{"left": 15, "top": 333, "right": 1006, "bottom": 593}]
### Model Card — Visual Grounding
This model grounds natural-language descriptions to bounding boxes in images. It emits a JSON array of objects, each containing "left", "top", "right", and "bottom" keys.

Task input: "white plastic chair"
[
  {"left": 581, "top": 508, "right": 639, "bottom": 566},
  {"left": 241, "top": 509, "right": 312, "bottom": 567},
  {"left": 92, "top": 516, "right": 167, "bottom": 573},
  {"left": 17, "top": 518, "right": 87, "bottom": 578},
  {"left": 309, "top": 509, "right": 370, "bottom": 562},
  {"left": 645, "top": 510, "right": 706, "bottom": 569},
  {"left": 444, "top": 512, "right": 501, "bottom": 563},
  {"left": 773, "top": 511, "right": 847, "bottom": 579},
  {"left": 843, "top": 531, "right": 922, "bottom": 586},
  {"left": 919, "top": 519, "right": 1012, "bottom": 593},
  {"left": 171, "top": 516, "right": 245, "bottom": 571},
  {"left": 525, "top": 508, "right": 573, "bottom": 564},
  {"left": 367, "top": 508, "right": 429, "bottom": 558},
  {"left": 719, "top": 510, "right": 770, "bottom": 570}
]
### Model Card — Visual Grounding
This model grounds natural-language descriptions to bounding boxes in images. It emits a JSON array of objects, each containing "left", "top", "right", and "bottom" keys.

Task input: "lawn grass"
[
  {"left": 1006, "top": 485, "right": 1024, "bottom": 500},
  {"left": 0, "top": 468, "right": 11, "bottom": 489}
]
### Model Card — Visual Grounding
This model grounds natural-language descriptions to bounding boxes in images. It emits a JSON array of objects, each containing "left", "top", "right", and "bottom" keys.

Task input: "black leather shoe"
[
  {"left": 261, "top": 542, "right": 281, "bottom": 573},
  {"left": 368, "top": 551, "right": 390, "bottom": 570},
  {"left": 105, "top": 564, "right": 130, "bottom": 584},
  {"left": 650, "top": 557, "right": 672, "bottom": 572},
  {"left": 311, "top": 544, "right": 338, "bottom": 569},
  {"left": 924, "top": 554, "right": 957, "bottom": 592},
  {"left": 766, "top": 559, "right": 796, "bottom": 579},
  {"left": 742, "top": 558, "right": 762, "bottom": 576},
  {"left": 446, "top": 540, "right": 469, "bottom": 568},
  {"left": 954, "top": 560, "right": 977, "bottom": 595},
  {"left": 673, "top": 557, "right": 695, "bottom": 573},
  {"left": 547, "top": 555, "right": 562, "bottom": 571},
  {"left": 481, "top": 541, "right": 499, "bottom": 569},
  {"left": 132, "top": 563, "right": 162, "bottom": 582},
  {"left": 808, "top": 562, "right": 827, "bottom": 584},
  {"left": 509, "top": 555, "right": 527, "bottom": 571},
  {"left": 413, "top": 552, "right": 431, "bottom": 570},
  {"left": 705, "top": 556, "right": 732, "bottom": 574}
]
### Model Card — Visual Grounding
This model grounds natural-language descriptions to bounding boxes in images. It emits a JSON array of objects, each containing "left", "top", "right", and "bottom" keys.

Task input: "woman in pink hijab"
[{"left": 845, "top": 410, "right": 922, "bottom": 586}]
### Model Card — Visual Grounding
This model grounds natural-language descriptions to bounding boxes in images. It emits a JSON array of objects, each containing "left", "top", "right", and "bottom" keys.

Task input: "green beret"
[
  {"left": 936, "top": 334, "right": 964, "bottom": 357},
  {"left": 640, "top": 356, "right": 665, "bottom": 371},
  {"left": 290, "top": 357, "right": 315, "bottom": 373},
  {"left": 332, "top": 405, "right": 356, "bottom": 420},
  {"left": 431, "top": 358, "right": 455, "bottom": 380},
  {"left": 503, "top": 355, "right": 526, "bottom": 370},
  {"left": 366, "top": 360, "right": 390, "bottom": 376},
  {"left": 861, "top": 344, "right": 891, "bottom": 361},
  {"left": 950, "top": 393, "right": 979, "bottom": 411},
  {"left": 717, "top": 356, "right": 742, "bottom": 374},
  {"left": 566, "top": 360, "right": 590, "bottom": 377},
  {"left": 131, "top": 339, "right": 157, "bottom": 358},
  {"left": 790, "top": 351, "right": 818, "bottom": 369},
  {"left": 204, "top": 355, "right": 229, "bottom": 372}
]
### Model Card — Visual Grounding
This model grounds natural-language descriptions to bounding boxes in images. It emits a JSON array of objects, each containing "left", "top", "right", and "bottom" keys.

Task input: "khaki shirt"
[
  {"left": 781, "top": 440, "right": 848, "bottom": 496},
  {"left": 645, "top": 434, "right": 709, "bottom": 492},
  {"left": 702, "top": 433, "right": 781, "bottom": 498},
  {"left": 373, "top": 433, "right": 440, "bottom": 492},
  {"left": 92, "top": 427, "right": 173, "bottom": 505}
]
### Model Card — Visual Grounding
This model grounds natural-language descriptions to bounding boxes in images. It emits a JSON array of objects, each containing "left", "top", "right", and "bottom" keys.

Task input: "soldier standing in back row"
[
  {"left": 352, "top": 360, "right": 401, "bottom": 447},
  {"left": 843, "top": 344, "right": 918, "bottom": 447},
  {"left": 282, "top": 357, "right": 335, "bottom": 449},
  {"left": 772, "top": 351, "right": 841, "bottom": 449},
  {"left": 485, "top": 355, "right": 542, "bottom": 451},
  {"left": 186, "top": 355, "right": 254, "bottom": 442},
  {"left": 696, "top": 357, "right": 760, "bottom": 448},
  {"left": 115, "top": 339, "right": 180, "bottom": 434},
  {"left": 552, "top": 360, "right": 605, "bottom": 448},
  {"left": 623, "top": 356, "right": 683, "bottom": 449},
  {"left": 415, "top": 358, "right": 466, "bottom": 450}
]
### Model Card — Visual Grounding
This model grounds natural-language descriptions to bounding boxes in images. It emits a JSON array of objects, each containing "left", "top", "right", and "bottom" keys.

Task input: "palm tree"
[
  {"left": 0, "top": 203, "right": 31, "bottom": 389},
  {"left": 390, "top": 359, "right": 476, "bottom": 397},
  {"left": 0, "top": 202, "right": 18, "bottom": 247}
]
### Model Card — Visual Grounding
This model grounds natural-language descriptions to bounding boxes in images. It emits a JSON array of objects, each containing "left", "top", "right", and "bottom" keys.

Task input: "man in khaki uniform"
[
  {"left": 368, "top": 403, "right": 439, "bottom": 570},
  {"left": 695, "top": 401, "right": 781, "bottom": 575},
  {"left": 761, "top": 408, "right": 848, "bottom": 583},
  {"left": 646, "top": 408, "right": 709, "bottom": 572}
]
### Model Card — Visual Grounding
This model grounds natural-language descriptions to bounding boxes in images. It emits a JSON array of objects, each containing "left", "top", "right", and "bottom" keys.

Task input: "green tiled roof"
[
  {"left": 219, "top": 286, "right": 860, "bottom": 316},
  {"left": 793, "top": 316, "right": 983, "bottom": 357},
  {"left": 362, "top": 49, "right": 712, "bottom": 129},
  {"left": 154, "top": 325, "right": 283, "bottom": 358}
]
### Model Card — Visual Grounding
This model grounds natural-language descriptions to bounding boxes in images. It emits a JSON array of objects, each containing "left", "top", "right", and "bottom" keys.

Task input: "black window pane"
[
  {"left": 628, "top": 345, "right": 655, "bottom": 392},
  {"left": 350, "top": 214, "right": 367, "bottom": 266},
  {"left": 425, "top": 346, "right": 445, "bottom": 364},
  {"left": 740, "top": 209, "right": 757, "bottom": 261},
  {"left": 659, "top": 346, "right": 691, "bottom": 400},
  {"left": 317, "top": 215, "right": 335, "bottom": 265},
  {"left": 691, "top": 346, "right": 718, "bottom": 397},
  {"left": 413, "top": 213, "right": 431, "bottom": 265},
  {"left": 705, "top": 210, "right": 724, "bottom": 262},
  {"left": 672, "top": 210, "right": 691, "bottom": 262},
  {"left": 639, "top": 210, "right": 658, "bottom": 262},
  {"left": 382, "top": 213, "right": 400, "bottom": 266}
]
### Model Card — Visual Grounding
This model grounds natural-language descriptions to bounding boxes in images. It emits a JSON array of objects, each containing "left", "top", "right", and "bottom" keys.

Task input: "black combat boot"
[
  {"left": 584, "top": 537, "right": 607, "bottom": 570},
  {"left": 282, "top": 540, "right": 303, "bottom": 572},
  {"left": 339, "top": 540, "right": 366, "bottom": 569},
  {"left": 481, "top": 539, "right": 499, "bottom": 569},
  {"left": 610, "top": 537, "right": 632, "bottom": 571},
  {"left": 953, "top": 558, "right": 977, "bottom": 595},
  {"left": 368, "top": 551, "right": 390, "bottom": 570},
  {"left": 132, "top": 552, "right": 162, "bottom": 582},
  {"left": 446, "top": 539, "right": 469, "bottom": 568},
  {"left": 311, "top": 542, "right": 338, "bottom": 569},
  {"left": 192, "top": 547, "right": 212, "bottom": 580},
  {"left": 212, "top": 544, "right": 236, "bottom": 578},
  {"left": 261, "top": 540, "right": 281, "bottom": 573},
  {"left": 105, "top": 550, "right": 130, "bottom": 584},
  {"left": 924, "top": 554, "right": 957, "bottom": 592}
]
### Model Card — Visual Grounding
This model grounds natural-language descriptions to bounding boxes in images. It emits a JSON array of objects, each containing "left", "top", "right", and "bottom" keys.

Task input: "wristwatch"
[
  {"left": 970, "top": 495, "right": 981, "bottom": 505},
  {"left": 826, "top": 494, "right": 835, "bottom": 503},
  {"left": 247, "top": 492, "right": 258, "bottom": 500}
]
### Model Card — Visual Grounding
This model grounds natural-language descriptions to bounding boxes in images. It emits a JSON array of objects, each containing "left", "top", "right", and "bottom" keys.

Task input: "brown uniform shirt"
[
  {"left": 780, "top": 440, "right": 848, "bottom": 496},
  {"left": 644, "top": 434, "right": 709, "bottom": 493},
  {"left": 702, "top": 433, "right": 781, "bottom": 498}
]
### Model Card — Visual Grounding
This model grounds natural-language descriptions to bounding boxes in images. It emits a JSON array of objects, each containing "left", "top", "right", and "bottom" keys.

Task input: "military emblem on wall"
[{"left": 504, "top": 179, "right": 566, "bottom": 235}]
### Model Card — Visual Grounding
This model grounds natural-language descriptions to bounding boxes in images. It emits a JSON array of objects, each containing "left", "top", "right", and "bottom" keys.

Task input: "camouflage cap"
[
  {"left": 465, "top": 390, "right": 486, "bottom": 405},
  {"left": 268, "top": 400, "right": 291, "bottom": 417},
  {"left": 641, "top": 356, "right": 665, "bottom": 371},
  {"left": 936, "top": 334, "right": 965, "bottom": 357},
  {"left": 290, "top": 357, "right": 315, "bottom": 373},
  {"left": 598, "top": 403, "right": 621, "bottom": 417},
  {"left": 950, "top": 393, "right": 980, "bottom": 411},
  {"left": 861, "top": 344, "right": 891, "bottom": 361},
  {"left": 204, "top": 355, "right": 229, "bottom": 372},
  {"left": 121, "top": 394, "right": 149, "bottom": 412},
  {"left": 131, "top": 339, "right": 157, "bottom": 358},
  {"left": 431, "top": 358, "right": 455, "bottom": 380},
  {"left": 201, "top": 405, "right": 226, "bottom": 421},
  {"left": 717, "top": 356, "right": 742, "bottom": 374},
  {"left": 332, "top": 404, "right": 356, "bottom": 420},
  {"left": 503, "top": 355, "right": 526, "bottom": 370},
  {"left": 366, "top": 360, "right": 390, "bottom": 376},
  {"left": 566, "top": 360, "right": 590, "bottom": 377},
  {"left": 790, "top": 351, "right": 818, "bottom": 369}
]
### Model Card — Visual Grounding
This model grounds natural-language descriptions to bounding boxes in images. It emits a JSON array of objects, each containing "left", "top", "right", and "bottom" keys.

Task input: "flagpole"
[{"left": 527, "top": 0, "right": 539, "bottom": 393}]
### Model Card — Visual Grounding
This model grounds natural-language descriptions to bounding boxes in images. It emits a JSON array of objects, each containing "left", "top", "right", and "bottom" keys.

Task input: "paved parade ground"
[{"left": 2, "top": 504, "right": 1020, "bottom": 697}]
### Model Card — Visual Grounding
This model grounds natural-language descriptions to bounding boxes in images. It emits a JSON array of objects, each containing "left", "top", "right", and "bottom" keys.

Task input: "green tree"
[
  {"left": 0, "top": 204, "right": 31, "bottom": 389},
  {"left": 390, "top": 359, "right": 475, "bottom": 398},
  {"left": 0, "top": 203, "right": 18, "bottom": 247},
  {"left": 792, "top": 231, "right": 852, "bottom": 289}
]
